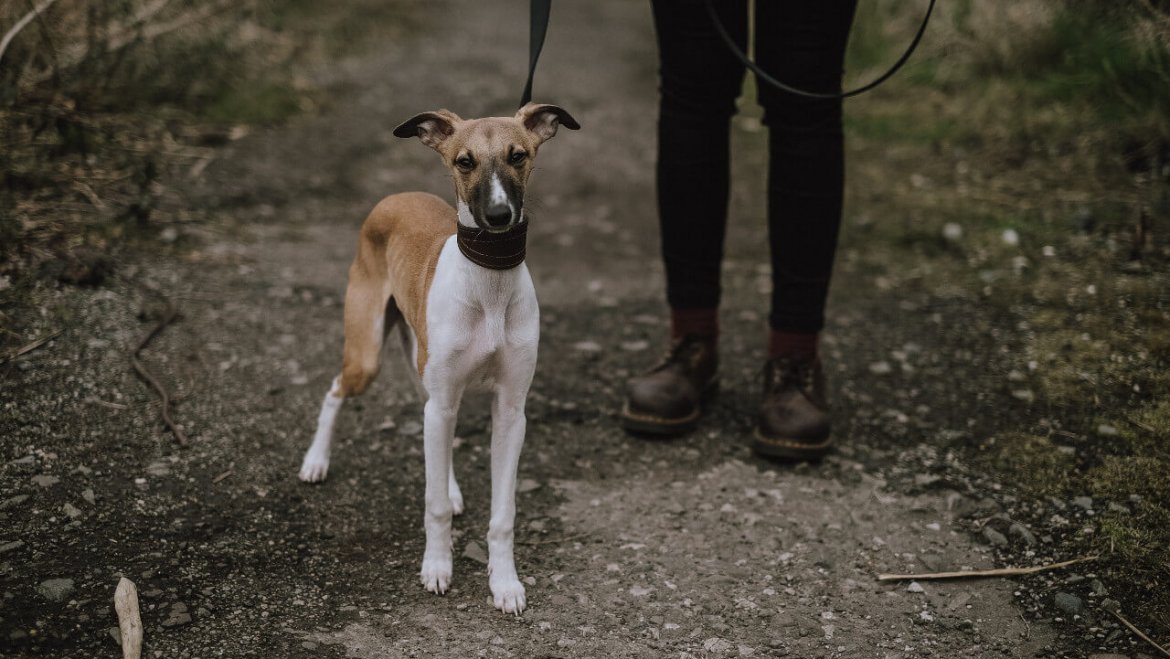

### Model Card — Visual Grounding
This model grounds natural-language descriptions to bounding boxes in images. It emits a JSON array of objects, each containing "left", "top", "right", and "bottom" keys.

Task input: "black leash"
[
  {"left": 703, "top": 0, "right": 936, "bottom": 100},
  {"left": 520, "top": 0, "right": 552, "bottom": 107}
]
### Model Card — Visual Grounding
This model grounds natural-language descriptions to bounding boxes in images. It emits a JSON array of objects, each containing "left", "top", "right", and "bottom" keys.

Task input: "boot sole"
[
  {"left": 750, "top": 429, "right": 833, "bottom": 461},
  {"left": 621, "top": 381, "right": 719, "bottom": 437}
]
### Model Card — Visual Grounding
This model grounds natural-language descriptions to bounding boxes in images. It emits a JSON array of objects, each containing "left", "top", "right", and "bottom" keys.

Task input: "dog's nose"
[{"left": 484, "top": 204, "right": 512, "bottom": 227}]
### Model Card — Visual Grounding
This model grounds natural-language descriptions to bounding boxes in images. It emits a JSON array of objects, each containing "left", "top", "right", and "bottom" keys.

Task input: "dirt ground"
[{"left": 0, "top": 2, "right": 1152, "bottom": 657}]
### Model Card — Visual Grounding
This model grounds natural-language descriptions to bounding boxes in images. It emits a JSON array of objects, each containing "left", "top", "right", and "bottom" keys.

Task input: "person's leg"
[
  {"left": 751, "top": 0, "right": 857, "bottom": 459},
  {"left": 755, "top": 0, "right": 858, "bottom": 357},
  {"left": 651, "top": 0, "right": 748, "bottom": 340},
  {"left": 623, "top": 0, "right": 747, "bottom": 436}
]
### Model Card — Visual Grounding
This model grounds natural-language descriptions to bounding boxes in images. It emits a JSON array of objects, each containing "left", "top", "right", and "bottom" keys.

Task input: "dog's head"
[{"left": 393, "top": 103, "right": 579, "bottom": 232}]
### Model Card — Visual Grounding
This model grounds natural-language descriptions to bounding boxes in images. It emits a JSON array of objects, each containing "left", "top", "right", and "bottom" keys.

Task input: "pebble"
[
  {"left": 0, "top": 495, "right": 29, "bottom": 510},
  {"left": 906, "top": 582, "right": 925, "bottom": 594},
  {"left": 1101, "top": 598, "right": 1121, "bottom": 613},
  {"left": 0, "top": 540, "right": 24, "bottom": 554},
  {"left": 981, "top": 527, "right": 1008, "bottom": 547},
  {"left": 517, "top": 479, "right": 541, "bottom": 493},
  {"left": 1096, "top": 424, "right": 1119, "bottom": 437},
  {"left": 1071, "top": 496, "right": 1094, "bottom": 511},
  {"left": 31, "top": 475, "right": 60, "bottom": 488},
  {"left": 1001, "top": 229, "right": 1019, "bottom": 246},
  {"left": 462, "top": 541, "right": 488, "bottom": 565},
  {"left": 942, "top": 223, "right": 963, "bottom": 241},
  {"left": 62, "top": 503, "right": 82, "bottom": 519},
  {"left": 1054, "top": 592, "right": 1083, "bottom": 615},
  {"left": 1008, "top": 522, "right": 1037, "bottom": 546},
  {"left": 619, "top": 340, "right": 649, "bottom": 352},
  {"left": 162, "top": 602, "right": 192, "bottom": 627},
  {"left": 37, "top": 578, "right": 75, "bottom": 602},
  {"left": 399, "top": 421, "right": 422, "bottom": 436},
  {"left": 1087, "top": 654, "right": 1129, "bottom": 659},
  {"left": 703, "top": 638, "right": 733, "bottom": 654},
  {"left": 81, "top": 489, "right": 96, "bottom": 505},
  {"left": 868, "top": 361, "right": 893, "bottom": 375},
  {"left": 572, "top": 340, "right": 601, "bottom": 353}
]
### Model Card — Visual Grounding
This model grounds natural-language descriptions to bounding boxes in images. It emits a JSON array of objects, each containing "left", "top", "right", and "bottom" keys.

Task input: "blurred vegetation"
[
  {"left": 840, "top": 0, "right": 1170, "bottom": 636},
  {"left": 0, "top": 0, "right": 418, "bottom": 287}
]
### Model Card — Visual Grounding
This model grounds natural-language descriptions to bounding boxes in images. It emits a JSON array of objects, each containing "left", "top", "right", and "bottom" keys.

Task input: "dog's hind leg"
[{"left": 299, "top": 264, "right": 396, "bottom": 483}]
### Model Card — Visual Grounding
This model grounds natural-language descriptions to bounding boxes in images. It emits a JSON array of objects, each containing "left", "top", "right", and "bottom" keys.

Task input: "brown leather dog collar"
[{"left": 456, "top": 221, "right": 528, "bottom": 270}]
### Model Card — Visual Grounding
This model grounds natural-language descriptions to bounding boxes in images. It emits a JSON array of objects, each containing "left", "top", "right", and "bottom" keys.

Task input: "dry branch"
[
  {"left": 0, "top": 330, "right": 62, "bottom": 364},
  {"left": 130, "top": 297, "right": 188, "bottom": 445},
  {"left": 1111, "top": 608, "right": 1170, "bottom": 658},
  {"left": 0, "top": 0, "right": 59, "bottom": 67},
  {"left": 877, "top": 556, "right": 1098, "bottom": 581},
  {"left": 113, "top": 577, "right": 143, "bottom": 659}
]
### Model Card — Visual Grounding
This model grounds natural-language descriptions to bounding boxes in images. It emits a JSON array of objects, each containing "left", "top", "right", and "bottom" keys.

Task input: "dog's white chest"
[{"left": 422, "top": 239, "right": 539, "bottom": 389}]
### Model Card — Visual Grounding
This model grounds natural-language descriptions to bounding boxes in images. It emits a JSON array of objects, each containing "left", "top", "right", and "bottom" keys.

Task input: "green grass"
[{"left": 836, "top": 0, "right": 1170, "bottom": 635}]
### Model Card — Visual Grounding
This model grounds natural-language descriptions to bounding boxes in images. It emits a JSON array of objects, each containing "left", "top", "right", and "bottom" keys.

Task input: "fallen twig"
[
  {"left": 1110, "top": 608, "right": 1170, "bottom": 658},
  {"left": 113, "top": 577, "right": 143, "bottom": 659},
  {"left": 0, "top": 0, "right": 60, "bottom": 67},
  {"left": 877, "top": 556, "right": 1098, "bottom": 581},
  {"left": 130, "top": 299, "right": 187, "bottom": 445},
  {"left": 212, "top": 469, "right": 233, "bottom": 484},
  {"left": 0, "top": 330, "right": 62, "bottom": 364}
]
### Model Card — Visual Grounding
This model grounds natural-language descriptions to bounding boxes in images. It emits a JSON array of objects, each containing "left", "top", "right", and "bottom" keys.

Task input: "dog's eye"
[
  {"left": 509, "top": 151, "right": 527, "bottom": 165},
  {"left": 455, "top": 156, "right": 475, "bottom": 171}
]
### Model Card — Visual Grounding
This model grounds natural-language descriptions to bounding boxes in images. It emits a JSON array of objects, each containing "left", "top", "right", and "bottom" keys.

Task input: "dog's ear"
[
  {"left": 516, "top": 103, "right": 580, "bottom": 144},
  {"left": 393, "top": 109, "right": 462, "bottom": 150}
]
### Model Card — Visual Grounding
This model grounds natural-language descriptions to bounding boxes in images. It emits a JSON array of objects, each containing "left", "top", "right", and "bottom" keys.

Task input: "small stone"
[
  {"left": 161, "top": 612, "right": 192, "bottom": 627},
  {"left": 1001, "top": 229, "right": 1020, "bottom": 246},
  {"left": 1087, "top": 654, "right": 1129, "bottom": 659},
  {"left": 1096, "top": 424, "right": 1119, "bottom": 437},
  {"left": 462, "top": 541, "right": 488, "bottom": 565},
  {"left": 62, "top": 503, "right": 82, "bottom": 519},
  {"left": 81, "top": 489, "right": 95, "bottom": 505},
  {"left": 1101, "top": 598, "right": 1121, "bottom": 613},
  {"left": 868, "top": 361, "right": 893, "bottom": 375},
  {"left": 620, "top": 340, "right": 649, "bottom": 352},
  {"left": 1054, "top": 592, "right": 1083, "bottom": 615},
  {"left": 145, "top": 461, "right": 171, "bottom": 477},
  {"left": 906, "top": 582, "right": 925, "bottom": 594},
  {"left": 0, "top": 495, "right": 28, "bottom": 510},
  {"left": 572, "top": 340, "right": 601, "bottom": 353},
  {"left": 629, "top": 585, "right": 652, "bottom": 597},
  {"left": 399, "top": 421, "right": 422, "bottom": 436},
  {"left": 1072, "top": 496, "right": 1094, "bottom": 511},
  {"left": 0, "top": 540, "right": 24, "bottom": 554},
  {"left": 109, "top": 627, "right": 121, "bottom": 645},
  {"left": 1008, "top": 522, "right": 1036, "bottom": 546},
  {"left": 942, "top": 223, "right": 963, "bottom": 241},
  {"left": 1090, "top": 579, "right": 1107, "bottom": 596},
  {"left": 703, "top": 638, "right": 733, "bottom": 654},
  {"left": 31, "top": 475, "right": 60, "bottom": 488},
  {"left": 517, "top": 479, "right": 541, "bottom": 493},
  {"left": 37, "top": 578, "right": 75, "bottom": 602},
  {"left": 981, "top": 527, "right": 1008, "bottom": 547}
]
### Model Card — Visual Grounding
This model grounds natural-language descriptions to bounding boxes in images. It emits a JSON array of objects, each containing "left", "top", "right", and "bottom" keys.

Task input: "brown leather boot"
[
  {"left": 753, "top": 356, "right": 832, "bottom": 460},
  {"left": 621, "top": 335, "right": 718, "bottom": 436}
]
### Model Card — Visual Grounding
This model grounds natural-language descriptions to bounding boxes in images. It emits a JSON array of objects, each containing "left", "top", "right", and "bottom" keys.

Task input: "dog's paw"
[
  {"left": 298, "top": 453, "right": 329, "bottom": 483},
  {"left": 490, "top": 576, "right": 526, "bottom": 615},
  {"left": 420, "top": 557, "right": 453, "bottom": 595},
  {"left": 450, "top": 490, "right": 464, "bottom": 516}
]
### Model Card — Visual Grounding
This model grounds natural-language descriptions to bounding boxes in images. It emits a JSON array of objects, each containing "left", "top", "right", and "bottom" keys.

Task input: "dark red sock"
[
  {"left": 670, "top": 307, "right": 718, "bottom": 341},
  {"left": 768, "top": 329, "right": 818, "bottom": 360}
]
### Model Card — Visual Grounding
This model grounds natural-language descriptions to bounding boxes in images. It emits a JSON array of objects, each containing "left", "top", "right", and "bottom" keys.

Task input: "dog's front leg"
[
  {"left": 420, "top": 392, "right": 459, "bottom": 595},
  {"left": 487, "top": 388, "right": 528, "bottom": 614}
]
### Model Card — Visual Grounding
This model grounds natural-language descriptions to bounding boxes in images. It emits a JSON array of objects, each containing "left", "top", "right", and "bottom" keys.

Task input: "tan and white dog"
[{"left": 298, "top": 103, "right": 579, "bottom": 614}]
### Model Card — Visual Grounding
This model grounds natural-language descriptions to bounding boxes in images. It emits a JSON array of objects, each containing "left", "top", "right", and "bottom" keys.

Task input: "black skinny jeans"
[{"left": 652, "top": 0, "right": 857, "bottom": 334}]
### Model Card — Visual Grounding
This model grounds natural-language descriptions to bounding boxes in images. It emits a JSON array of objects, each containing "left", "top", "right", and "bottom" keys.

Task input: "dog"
[{"left": 298, "top": 103, "right": 579, "bottom": 614}]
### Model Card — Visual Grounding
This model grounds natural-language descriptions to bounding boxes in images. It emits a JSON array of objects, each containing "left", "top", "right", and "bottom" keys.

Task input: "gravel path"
[{"left": 1, "top": 2, "right": 1074, "bottom": 656}]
